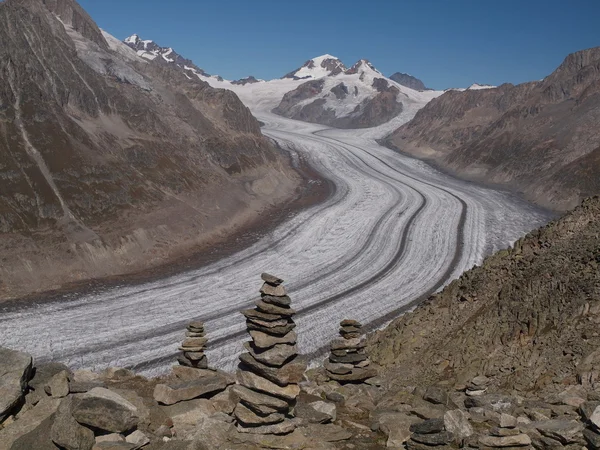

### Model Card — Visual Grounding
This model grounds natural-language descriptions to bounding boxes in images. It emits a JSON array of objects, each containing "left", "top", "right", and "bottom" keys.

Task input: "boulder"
[
  {"left": 423, "top": 386, "right": 450, "bottom": 406},
  {"left": 579, "top": 401, "right": 600, "bottom": 422},
  {"left": 444, "top": 409, "right": 473, "bottom": 439},
  {"left": 51, "top": 397, "right": 95, "bottom": 450},
  {"left": 237, "top": 370, "right": 300, "bottom": 401},
  {"left": 8, "top": 416, "right": 58, "bottom": 450},
  {"left": 499, "top": 413, "right": 517, "bottom": 428},
  {"left": 411, "top": 431, "right": 454, "bottom": 445},
  {"left": 0, "top": 397, "right": 61, "bottom": 450},
  {"left": 535, "top": 419, "right": 585, "bottom": 444},
  {"left": 584, "top": 428, "right": 600, "bottom": 449},
  {"left": 309, "top": 401, "right": 336, "bottom": 423},
  {"left": 153, "top": 375, "right": 229, "bottom": 405},
  {"left": 0, "top": 347, "right": 33, "bottom": 422},
  {"left": 410, "top": 418, "right": 445, "bottom": 434},
  {"left": 71, "top": 388, "right": 139, "bottom": 433},
  {"left": 239, "top": 353, "right": 306, "bottom": 386},
  {"left": 376, "top": 412, "right": 417, "bottom": 447},
  {"left": 45, "top": 370, "right": 70, "bottom": 398}
]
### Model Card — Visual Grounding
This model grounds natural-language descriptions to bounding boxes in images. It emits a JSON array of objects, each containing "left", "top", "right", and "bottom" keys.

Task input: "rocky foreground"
[{"left": 1, "top": 198, "right": 599, "bottom": 449}]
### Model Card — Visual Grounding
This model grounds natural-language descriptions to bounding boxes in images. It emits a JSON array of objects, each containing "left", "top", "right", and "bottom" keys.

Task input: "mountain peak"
[
  {"left": 283, "top": 54, "right": 347, "bottom": 80},
  {"left": 389, "top": 72, "right": 429, "bottom": 91},
  {"left": 345, "top": 59, "right": 381, "bottom": 76}
]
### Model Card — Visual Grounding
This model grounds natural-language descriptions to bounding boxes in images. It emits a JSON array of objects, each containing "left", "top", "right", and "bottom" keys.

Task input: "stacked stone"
[
  {"left": 177, "top": 321, "right": 209, "bottom": 369},
  {"left": 465, "top": 375, "right": 490, "bottom": 396},
  {"left": 233, "top": 273, "right": 306, "bottom": 435},
  {"left": 324, "top": 319, "right": 377, "bottom": 383}
]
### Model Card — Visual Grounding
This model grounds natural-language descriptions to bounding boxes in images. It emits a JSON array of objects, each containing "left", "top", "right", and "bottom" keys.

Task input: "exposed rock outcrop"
[
  {"left": 390, "top": 72, "right": 429, "bottom": 91},
  {"left": 0, "top": 0, "right": 300, "bottom": 300},
  {"left": 385, "top": 47, "right": 600, "bottom": 210}
]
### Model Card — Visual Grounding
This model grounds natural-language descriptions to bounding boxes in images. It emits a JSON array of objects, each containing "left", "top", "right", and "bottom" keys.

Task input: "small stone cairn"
[
  {"left": 178, "top": 321, "right": 209, "bottom": 369},
  {"left": 324, "top": 319, "right": 377, "bottom": 383},
  {"left": 233, "top": 273, "right": 306, "bottom": 435}
]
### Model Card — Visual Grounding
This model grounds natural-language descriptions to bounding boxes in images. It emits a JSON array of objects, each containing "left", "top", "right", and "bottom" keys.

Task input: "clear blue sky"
[{"left": 79, "top": 0, "right": 599, "bottom": 90}]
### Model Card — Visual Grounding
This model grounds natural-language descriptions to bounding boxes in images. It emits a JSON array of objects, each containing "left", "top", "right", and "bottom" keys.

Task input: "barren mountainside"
[
  {"left": 385, "top": 47, "right": 600, "bottom": 211},
  {"left": 0, "top": 0, "right": 300, "bottom": 300},
  {"left": 369, "top": 196, "right": 600, "bottom": 395}
]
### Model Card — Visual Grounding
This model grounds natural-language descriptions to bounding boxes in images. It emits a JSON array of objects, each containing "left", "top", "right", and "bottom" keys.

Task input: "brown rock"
[
  {"left": 245, "top": 342, "right": 298, "bottom": 367},
  {"left": 247, "top": 321, "right": 296, "bottom": 336},
  {"left": 242, "top": 309, "right": 287, "bottom": 322},
  {"left": 249, "top": 330, "right": 297, "bottom": 349},
  {"left": 255, "top": 300, "right": 296, "bottom": 317},
  {"left": 153, "top": 375, "right": 230, "bottom": 405},
  {"left": 230, "top": 385, "right": 290, "bottom": 413},
  {"left": 239, "top": 353, "right": 307, "bottom": 386},
  {"left": 237, "top": 370, "right": 300, "bottom": 401},
  {"left": 260, "top": 283, "right": 287, "bottom": 297},
  {"left": 261, "top": 273, "right": 284, "bottom": 286},
  {"left": 261, "top": 295, "right": 292, "bottom": 307},
  {"left": 234, "top": 402, "right": 284, "bottom": 426}
]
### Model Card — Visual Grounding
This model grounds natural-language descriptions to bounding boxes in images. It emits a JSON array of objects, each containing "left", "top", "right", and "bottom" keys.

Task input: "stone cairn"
[
  {"left": 324, "top": 319, "right": 377, "bottom": 383},
  {"left": 232, "top": 273, "right": 306, "bottom": 435},
  {"left": 177, "top": 321, "right": 209, "bottom": 369}
]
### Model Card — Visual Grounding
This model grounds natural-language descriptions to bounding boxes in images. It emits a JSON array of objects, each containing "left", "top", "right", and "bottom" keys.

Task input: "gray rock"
[
  {"left": 71, "top": 388, "right": 139, "bottom": 433},
  {"left": 490, "top": 427, "right": 521, "bottom": 437},
  {"left": 261, "top": 295, "right": 292, "bottom": 307},
  {"left": 69, "top": 381, "right": 106, "bottom": 394},
  {"left": 324, "top": 359, "right": 353, "bottom": 375},
  {"left": 248, "top": 329, "right": 297, "bottom": 349},
  {"left": 444, "top": 409, "right": 473, "bottom": 439},
  {"left": 51, "top": 397, "right": 95, "bottom": 450},
  {"left": 327, "top": 367, "right": 378, "bottom": 383},
  {"left": 236, "top": 419, "right": 297, "bottom": 435},
  {"left": 153, "top": 375, "right": 229, "bottom": 405},
  {"left": 237, "top": 370, "right": 300, "bottom": 401},
  {"left": 330, "top": 337, "right": 366, "bottom": 351},
  {"left": 125, "top": 430, "right": 149, "bottom": 448},
  {"left": 45, "top": 370, "right": 70, "bottom": 398},
  {"left": 591, "top": 405, "right": 600, "bottom": 431},
  {"left": 245, "top": 342, "right": 298, "bottom": 367},
  {"left": 242, "top": 309, "right": 287, "bottom": 322},
  {"left": 92, "top": 443, "right": 136, "bottom": 449},
  {"left": 261, "top": 273, "right": 284, "bottom": 286},
  {"left": 0, "top": 397, "right": 61, "bottom": 450},
  {"left": 410, "top": 418, "right": 445, "bottom": 434},
  {"left": 579, "top": 401, "right": 600, "bottom": 421},
  {"left": 230, "top": 385, "right": 289, "bottom": 414},
  {"left": 8, "top": 416, "right": 58, "bottom": 450},
  {"left": 95, "top": 434, "right": 125, "bottom": 443},
  {"left": 301, "top": 423, "right": 352, "bottom": 442},
  {"left": 464, "top": 393, "right": 514, "bottom": 412},
  {"left": 239, "top": 353, "right": 306, "bottom": 386},
  {"left": 255, "top": 300, "right": 295, "bottom": 317},
  {"left": 535, "top": 419, "right": 585, "bottom": 444},
  {"left": 246, "top": 321, "right": 296, "bottom": 337},
  {"left": 0, "top": 347, "right": 33, "bottom": 422},
  {"left": 376, "top": 412, "right": 417, "bottom": 447},
  {"left": 234, "top": 402, "right": 284, "bottom": 426},
  {"left": 411, "top": 431, "right": 454, "bottom": 445},
  {"left": 499, "top": 413, "right": 518, "bottom": 428},
  {"left": 584, "top": 427, "right": 600, "bottom": 449},
  {"left": 423, "top": 386, "right": 450, "bottom": 406},
  {"left": 329, "top": 353, "right": 368, "bottom": 364},
  {"left": 478, "top": 433, "right": 532, "bottom": 447},
  {"left": 309, "top": 401, "right": 336, "bottom": 423},
  {"left": 259, "top": 283, "right": 287, "bottom": 297}
]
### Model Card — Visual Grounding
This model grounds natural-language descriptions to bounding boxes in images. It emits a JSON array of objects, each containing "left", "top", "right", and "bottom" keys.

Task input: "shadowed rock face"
[
  {"left": 389, "top": 72, "right": 429, "bottom": 91},
  {"left": 385, "top": 47, "right": 600, "bottom": 211},
  {"left": 0, "top": 0, "right": 299, "bottom": 299}
]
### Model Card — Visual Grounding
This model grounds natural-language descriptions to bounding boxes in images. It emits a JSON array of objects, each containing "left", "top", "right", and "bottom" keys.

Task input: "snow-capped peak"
[
  {"left": 345, "top": 59, "right": 382, "bottom": 76},
  {"left": 283, "top": 55, "right": 347, "bottom": 80},
  {"left": 124, "top": 34, "right": 140, "bottom": 44},
  {"left": 467, "top": 83, "right": 496, "bottom": 90}
]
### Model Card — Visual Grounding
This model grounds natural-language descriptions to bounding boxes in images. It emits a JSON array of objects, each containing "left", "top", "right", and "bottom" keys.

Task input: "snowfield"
[{"left": 0, "top": 76, "right": 551, "bottom": 376}]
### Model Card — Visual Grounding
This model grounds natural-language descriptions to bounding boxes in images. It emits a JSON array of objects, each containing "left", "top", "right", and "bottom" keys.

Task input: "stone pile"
[
  {"left": 178, "top": 321, "right": 209, "bottom": 369},
  {"left": 465, "top": 375, "right": 490, "bottom": 396},
  {"left": 324, "top": 319, "right": 377, "bottom": 383},
  {"left": 407, "top": 418, "right": 455, "bottom": 449},
  {"left": 478, "top": 413, "right": 532, "bottom": 448},
  {"left": 233, "top": 273, "right": 306, "bottom": 435}
]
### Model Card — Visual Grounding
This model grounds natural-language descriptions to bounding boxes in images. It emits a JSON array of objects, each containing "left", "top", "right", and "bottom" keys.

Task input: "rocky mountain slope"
[
  {"left": 369, "top": 195, "right": 600, "bottom": 395},
  {"left": 385, "top": 47, "right": 600, "bottom": 211},
  {"left": 0, "top": 0, "right": 300, "bottom": 300},
  {"left": 273, "top": 58, "right": 441, "bottom": 128},
  {"left": 389, "top": 72, "right": 429, "bottom": 91}
]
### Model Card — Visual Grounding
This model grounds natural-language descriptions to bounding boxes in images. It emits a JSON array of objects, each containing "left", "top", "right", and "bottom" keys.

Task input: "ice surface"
[{"left": 0, "top": 70, "right": 552, "bottom": 378}]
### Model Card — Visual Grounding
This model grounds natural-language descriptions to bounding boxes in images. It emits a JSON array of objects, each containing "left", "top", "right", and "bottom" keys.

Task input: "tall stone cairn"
[
  {"left": 232, "top": 273, "right": 306, "bottom": 435},
  {"left": 324, "top": 319, "right": 377, "bottom": 383},
  {"left": 177, "top": 321, "right": 209, "bottom": 369}
]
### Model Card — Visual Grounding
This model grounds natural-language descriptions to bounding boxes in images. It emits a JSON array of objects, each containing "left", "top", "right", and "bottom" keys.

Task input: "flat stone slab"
[
  {"left": 242, "top": 309, "right": 287, "bottom": 322},
  {"left": 236, "top": 419, "right": 297, "bottom": 435},
  {"left": 260, "top": 283, "right": 287, "bottom": 297},
  {"left": 230, "top": 385, "right": 290, "bottom": 412},
  {"left": 255, "top": 300, "right": 296, "bottom": 317},
  {"left": 0, "top": 398, "right": 61, "bottom": 450},
  {"left": 234, "top": 402, "right": 284, "bottom": 426},
  {"left": 535, "top": 419, "right": 585, "bottom": 444},
  {"left": 479, "top": 433, "right": 532, "bottom": 447},
  {"left": 247, "top": 321, "right": 296, "bottom": 337},
  {"left": 324, "top": 359, "right": 353, "bottom": 375},
  {"left": 249, "top": 330, "right": 297, "bottom": 349},
  {"left": 245, "top": 342, "right": 298, "bottom": 367},
  {"left": 239, "top": 352, "right": 306, "bottom": 386},
  {"left": 261, "top": 273, "right": 284, "bottom": 285},
  {"left": 0, "top": 347, "right": 33, "bottom": 422},
  {"left": 330, "top": 337, "right": 366, "bottom": 351},
  {"left": 340, "top": 319, "right": 362, "bottom": 327},
  {"left": 327, "top": 367, "right": 377, "bottom": 383},
  {"left": 237, "top": 370, "right": 300, "bottom": 401},
  {"left": 261, "top": 295, "right": 292, "bottom": 307},
  {"left": 154, "top": 375, "right": 230, "bottom": 405}
]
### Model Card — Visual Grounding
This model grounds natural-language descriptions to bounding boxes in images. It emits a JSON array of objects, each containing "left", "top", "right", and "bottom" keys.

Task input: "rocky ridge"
[
  {"left": 385, "top": 47, "right": 600, "bottom": 210},
  {"left": 389, "top": 72, "right": 430, "bottom": 91},
  {"left": 0, "top": 0, "right": 300, "bottom": 300}
]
